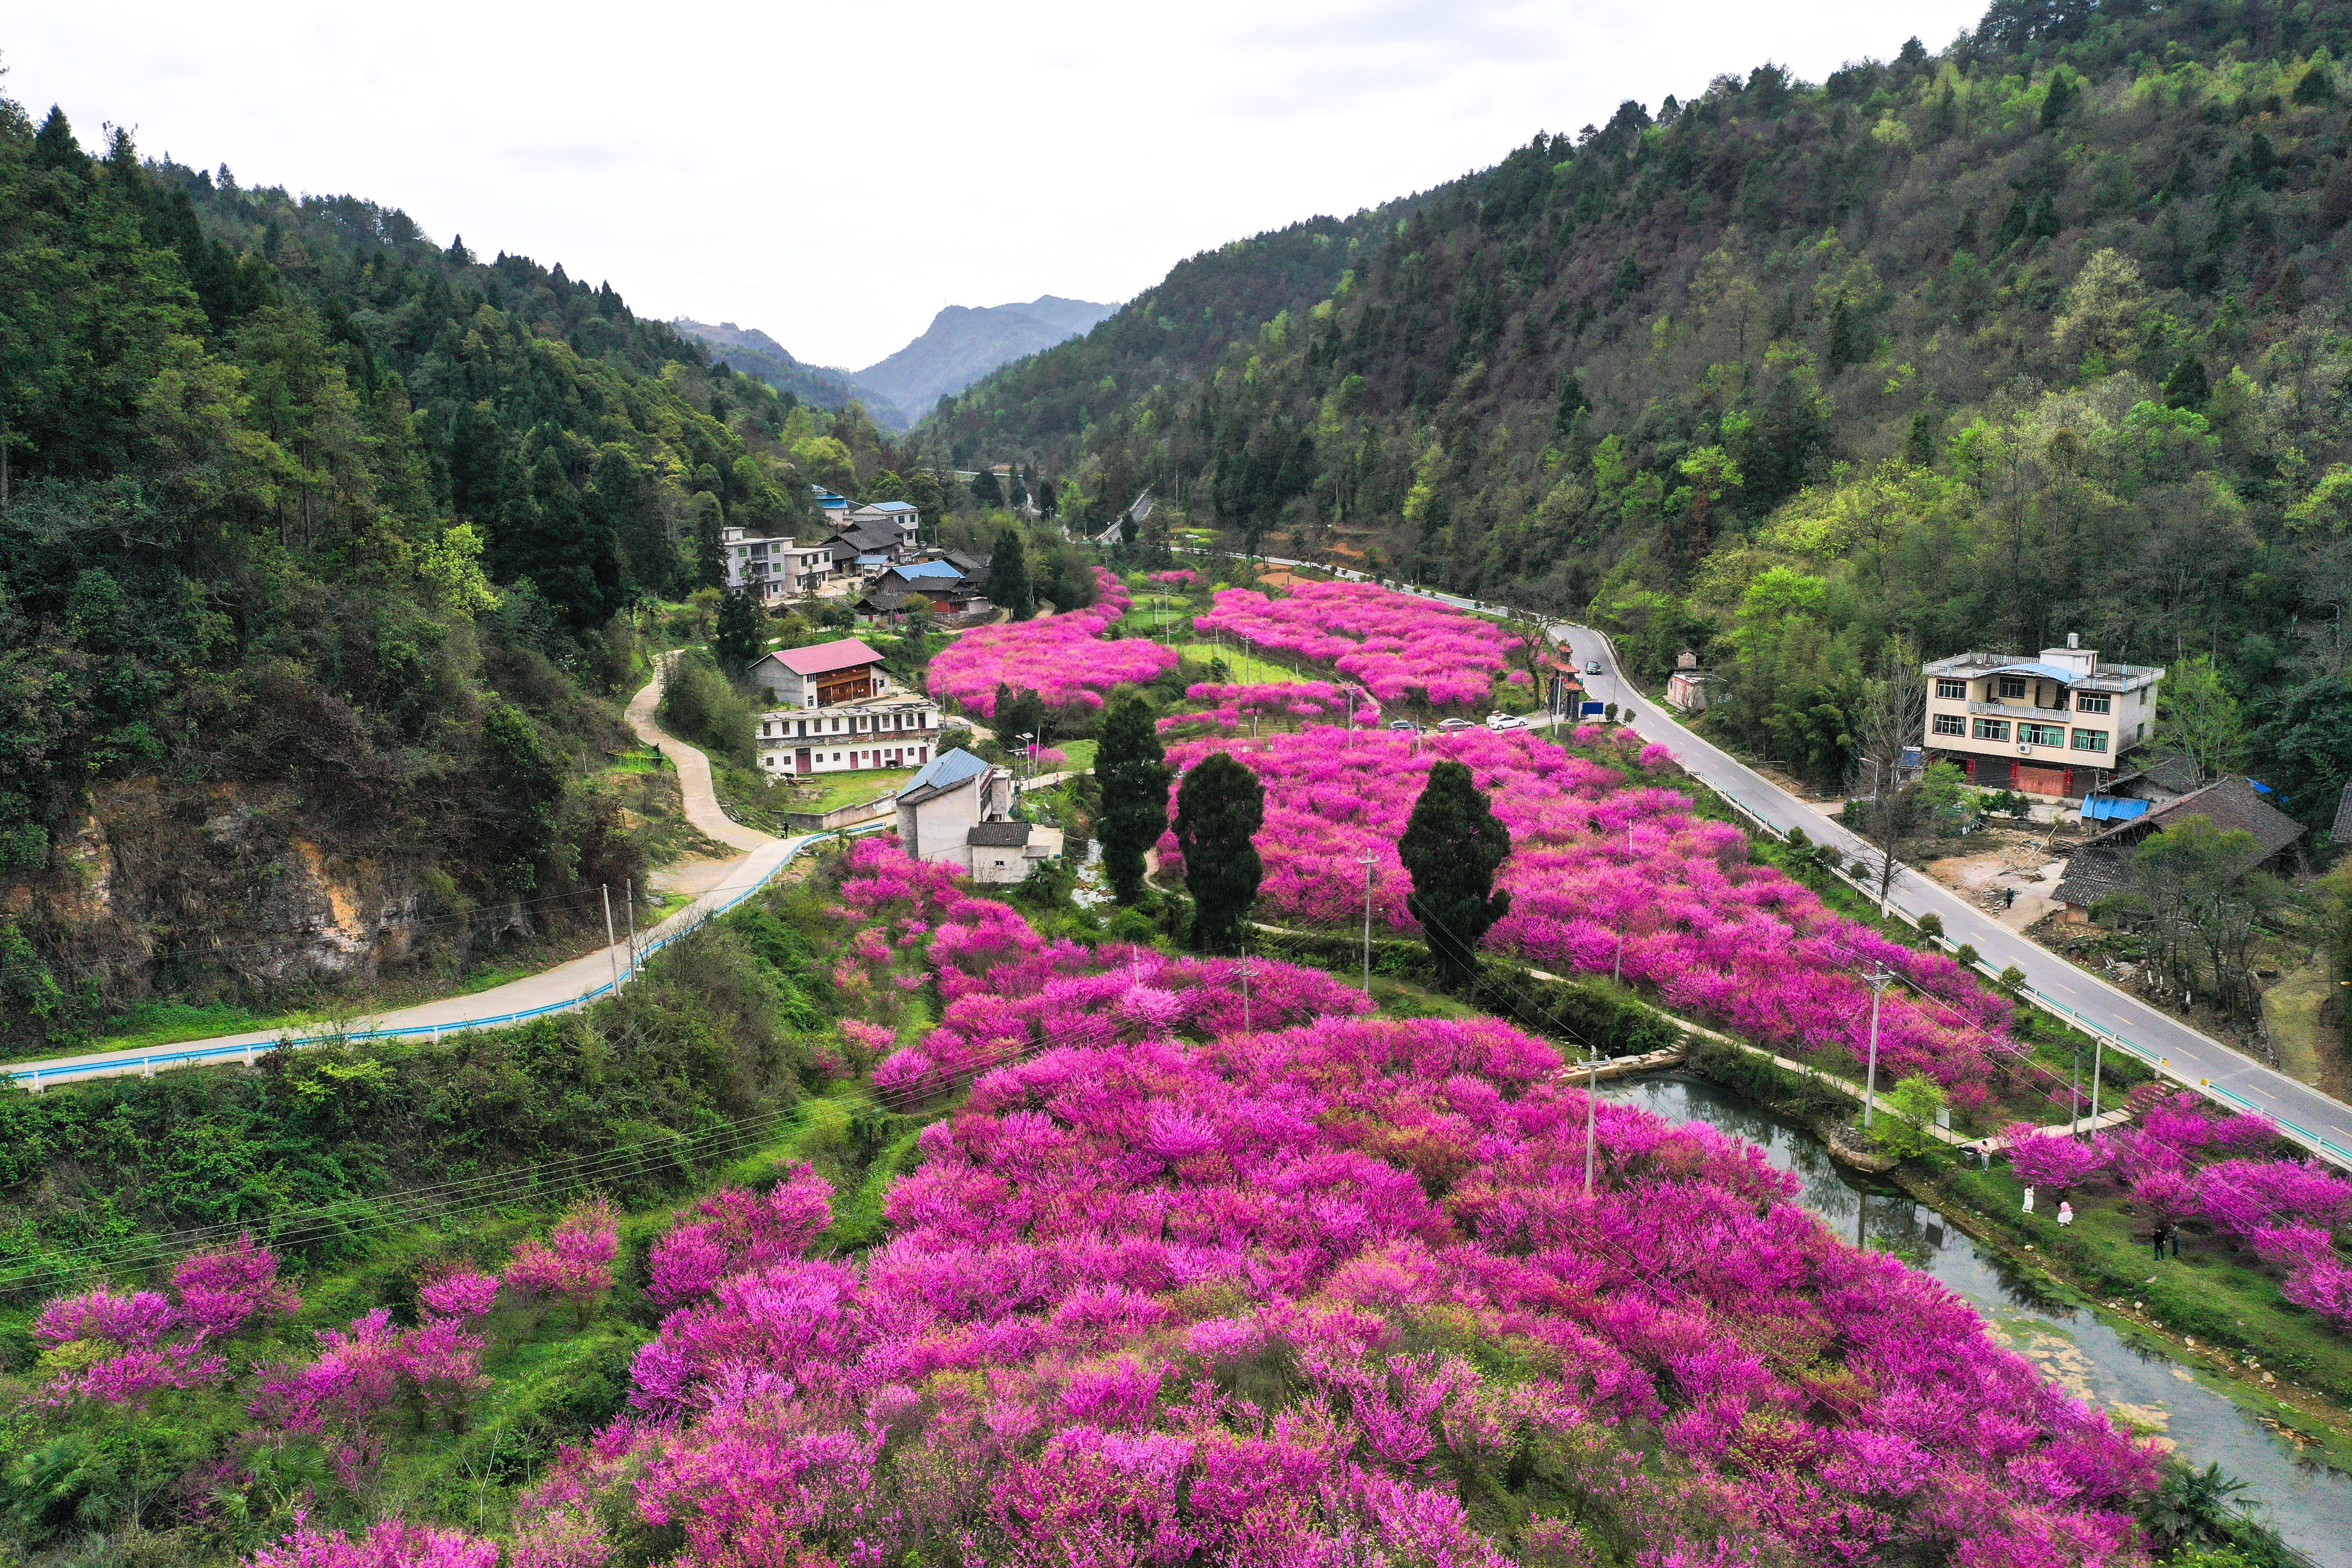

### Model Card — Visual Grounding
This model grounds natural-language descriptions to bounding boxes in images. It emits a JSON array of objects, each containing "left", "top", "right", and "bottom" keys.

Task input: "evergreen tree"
[
  {"left": 992, "top": 525, "right": 1034, "bottom": 620},
  {"left": 1553, "top": 370, "right": 1588, "bottom": 435},
  {"left": 1904, "top": 407, "right": 1937, "bottom": 468},
  {"left": 714, "top": 589, "right": 766, "bottom": 672},
  {"left": 2163, "top": 355, "right": 2211, "bottom": 411},
  {"left": 2039, "top": 69, "right": 2076, "bottom": 129},
  {"left": 1096, "top": 695, "right": 1171, "bottom": 904},
  {"left": 1174, "top": 752, "right": 1264, "bottom": 952},
  {"left": 1399, "top": 760, "right": 1513, "bottom": 992}
]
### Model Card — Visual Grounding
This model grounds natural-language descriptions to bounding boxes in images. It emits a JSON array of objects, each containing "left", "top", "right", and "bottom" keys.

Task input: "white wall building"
[
  {"left": 757, "top": 691, "right": 940, "bottom": 777},
  {"left": 721, "top": 525, "right": 838, "bottom": 603},
  {"left": 894, "top": 748, "right": 1063, "bottom": 885}
]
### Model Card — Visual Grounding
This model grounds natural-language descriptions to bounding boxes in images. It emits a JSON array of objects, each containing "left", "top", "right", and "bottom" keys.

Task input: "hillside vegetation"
[
  {"left": 0, "top": 95, "right": 830, "bottom": 1047},
  {"left": 936, "top": 0, "right": 2352, "bottom": 812}
]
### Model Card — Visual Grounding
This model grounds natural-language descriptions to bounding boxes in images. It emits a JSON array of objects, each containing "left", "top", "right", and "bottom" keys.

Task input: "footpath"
[{"left": 8, "top": 669, "right": 845, "bottom": 1093}]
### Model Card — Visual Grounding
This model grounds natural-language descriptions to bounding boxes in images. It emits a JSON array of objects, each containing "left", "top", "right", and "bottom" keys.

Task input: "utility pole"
[
  {"left": 2086, "top": 1034, "right": 2104, "bottom": 1138},
  {"left": 602, "top": 885, "right": 622, "bottom": 998},
  {"left": 625, "top": 878, "right": 639, "bottom": 982},
  {"left": 1584, "top": 1052, "right": 1600, "bottom": 1196},
  {"left": 2070, "top": 1035, "right": 2083, "bottom": 1133},
  {"left": 1361, "top": 849, "right": 1377, "bottom": 997},
  {"left": 1863, "top": 966, "right": 1891, "bottom": 1127}
]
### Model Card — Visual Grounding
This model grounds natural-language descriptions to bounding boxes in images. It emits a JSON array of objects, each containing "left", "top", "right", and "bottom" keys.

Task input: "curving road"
[
  {"left": 1190, "top": 547, "right": 2352, "bottom": 1170},
  {"left": 7, "top": 666, "right": 836, "bottom": 1093}
]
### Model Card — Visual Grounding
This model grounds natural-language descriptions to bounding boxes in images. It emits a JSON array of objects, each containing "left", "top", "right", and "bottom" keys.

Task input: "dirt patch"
[{"left": 1923, "top": 836, "right": 2070, "bottom": 931}]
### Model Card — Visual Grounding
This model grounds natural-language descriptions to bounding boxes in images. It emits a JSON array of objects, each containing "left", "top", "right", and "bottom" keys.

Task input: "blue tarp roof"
[
  {"left": 894, "top": 560, "right": 962, "bottom": 580},
  {"left": 2081, "top": 795, "right": 2151, "bottom": 822}
]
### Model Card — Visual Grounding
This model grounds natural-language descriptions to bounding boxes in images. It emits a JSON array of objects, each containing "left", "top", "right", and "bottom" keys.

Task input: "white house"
[
  {"left": 720, "top": 525, "right": 837, "bottom": 603},
  {"left": 894, "top": 748, "right": 1063, "bottom": 885},
  {"left": 747, "top": 637, "right": 888, "bottom": 709},
  {"left": 757, "top": 690, "right": 940, "bottom": 777}
]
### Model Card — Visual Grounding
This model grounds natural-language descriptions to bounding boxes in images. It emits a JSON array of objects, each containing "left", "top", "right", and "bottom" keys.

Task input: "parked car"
[
  {"left": 1486, "top": 714, "right": 1528, "bottom": 731},
  {"left": 1585, "top": 660, "right": 1602, "bottom": 675},
  {"left": 1387, "top": 719, "right": 1420, "bottom": 733},
  {"left": 1437, "top": 717, "right": 1476, "bottom": 732}
]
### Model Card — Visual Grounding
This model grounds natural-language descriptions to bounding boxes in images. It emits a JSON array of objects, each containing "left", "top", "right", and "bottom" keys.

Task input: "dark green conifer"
[
  {"left": 992, "top": 525, "right": 1034, "bottom": 620},
  {"left": 1400, "top": 760, "right": 1513, "bottom": 992},
  {"left": 1097, "top": 695, "right": 1171, "bottom": 904},
  {"left": 1174, "top": 753, "right": 1264, "bottom": 952}
]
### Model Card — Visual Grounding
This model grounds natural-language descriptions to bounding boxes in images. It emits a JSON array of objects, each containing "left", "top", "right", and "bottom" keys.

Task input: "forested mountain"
[
  {"left": 938, "top": 0, "right": 2352, "bottom": 823},
  {"left": 0, "top": 98, "right": 827, "bottom": 1041},
  {"left": 851, "top": 295, "right": 1119, "bottom": 418},
  {"left": 671, "top": 317, "right": 912, "bottom": 426}
]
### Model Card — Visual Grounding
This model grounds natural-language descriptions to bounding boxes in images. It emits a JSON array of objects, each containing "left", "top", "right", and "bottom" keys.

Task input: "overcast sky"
[{"left": 9, "top": 0, "right": 1985, "bottom": 371}]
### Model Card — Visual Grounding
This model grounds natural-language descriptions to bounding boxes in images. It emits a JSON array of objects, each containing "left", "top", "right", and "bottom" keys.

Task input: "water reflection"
[{"left": 1606, "top": 1074, "right": 2352, "bottom": 1568}]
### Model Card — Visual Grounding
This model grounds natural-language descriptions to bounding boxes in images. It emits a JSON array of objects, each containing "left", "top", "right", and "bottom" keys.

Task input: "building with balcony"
[
  {"left": 1920, "top": 640, "right": 2164, "bottom": 800},
  {"left": 756, "top": 689, "right": 940, "bottom": 776},
  {"left": 720, "top": 525, "right": 839, "bottom": 603},
  {"left": 746, "top": 637, "right": 888, "bottom": 709}
]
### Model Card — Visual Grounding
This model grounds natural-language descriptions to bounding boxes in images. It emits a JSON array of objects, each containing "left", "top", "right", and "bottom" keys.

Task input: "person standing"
[
  {"left": 2022, "top": 1185, "right": 2036, "bottom": 1215},
  {"left": 2057, "top": 1200, "right": 2074, "bottom": 1227},
  {"left": 2165, "top": 1222, "right": 2181, "bottom": 1258}
]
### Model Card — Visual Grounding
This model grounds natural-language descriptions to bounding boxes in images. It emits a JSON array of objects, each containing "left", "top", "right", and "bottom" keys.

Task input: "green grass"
[
  {"left": 66, "top": 1001, "right": 303, "bottom": 1054},
  {"left": 1930, "top": 1153, "right": 2352, "bottom": 1452},
  {"left": 784, "top": 768, "right": 917, "bottom": 813},
  {"left": 1052, "top": 740, "right": 1097, "bottom": 773},
  {"left": 603, "top": 745, "right": 668, "bottom": 776}
]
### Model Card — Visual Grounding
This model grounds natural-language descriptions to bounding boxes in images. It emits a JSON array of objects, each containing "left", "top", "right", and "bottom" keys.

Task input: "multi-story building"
[
  {"left": 756, "top": 690, "right": 941, "bottom": 776},
  {"left": 1920, "top": 639, "right": 2164, "bottom": 799},
  {"left": 720, "top": 525, "right": 839, "bottom": 603},
  {"left": 894, "top": 748, "right": 1064, "bottom": 885},
  {"left": 745, "top": 637, "right": 941, "bottom": 776}
]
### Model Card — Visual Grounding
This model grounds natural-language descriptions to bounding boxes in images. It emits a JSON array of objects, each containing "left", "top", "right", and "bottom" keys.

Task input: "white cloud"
[{"left": 4, "top": 0, "right": 1983, "bottom": 369}]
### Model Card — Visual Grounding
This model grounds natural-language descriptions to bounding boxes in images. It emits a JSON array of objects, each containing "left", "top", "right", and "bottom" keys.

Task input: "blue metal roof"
[
  {"left": 2081, "top": 794, "right": 2151, "bottom": 822},
  {"left": 865, "top": 500, "right": 918, "bottom": 514},
  {"left": 899, "top": 748, "right": 990, "bottom": 798},
  {"left": 894, "top": 560, "right": 962, "bottom": 580}
]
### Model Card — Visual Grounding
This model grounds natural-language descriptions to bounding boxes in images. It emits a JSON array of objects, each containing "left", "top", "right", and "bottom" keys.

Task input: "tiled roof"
[
  {"left": 966, "top": 822, "right": 1032, "bottom": 848},
  {"left": 2107, "top": 748, "right": 2203, "bottom": 798},
  {"left": 2054, "top": 845, "right": 2135, "bottom": 908},
  {"left": 2079, "top": 774, "right": 2305, "bottom": 863}
]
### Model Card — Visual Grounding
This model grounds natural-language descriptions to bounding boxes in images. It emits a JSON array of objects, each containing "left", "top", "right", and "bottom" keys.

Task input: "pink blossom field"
[
  {"left": 1157, "top": 726, "right": 2014, "bottom": 1110},
  {"left": 928, "top": 570, "right": 1181, "bottom": 716},
  {"left": 1192, "top": 580, "right": 1517, "bottom": 708}
]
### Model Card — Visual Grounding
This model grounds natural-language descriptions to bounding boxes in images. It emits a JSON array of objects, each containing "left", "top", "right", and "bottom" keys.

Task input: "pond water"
[{"left": 1605, "top": 1074, "right": 2352, "bottom": 1566}]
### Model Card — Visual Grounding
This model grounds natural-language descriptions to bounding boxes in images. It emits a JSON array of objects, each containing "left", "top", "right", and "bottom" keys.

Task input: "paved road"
[
  {"left": 1188, "top": 548, "right": 2352, "bottom": 1170},
  {"left": 8, "top": 669, "right": 825, "bottom": 1093}
]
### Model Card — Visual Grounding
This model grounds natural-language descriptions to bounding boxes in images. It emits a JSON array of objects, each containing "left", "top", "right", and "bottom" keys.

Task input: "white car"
[{"left": 1486, "top": 714, "right": 1529, "bottom": 731}]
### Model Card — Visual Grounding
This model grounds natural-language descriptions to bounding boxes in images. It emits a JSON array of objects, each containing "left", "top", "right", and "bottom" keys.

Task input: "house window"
[
  {"left": 1972, "top": 718, "right": 2010, "bottom": 741},
  {"left": 2074, "top": 692, "right": 2110, "bottom": 714},
  {"left": 2021, "top": 722, "right": 2066, "bottom": 747},
  {"left": 1935, "top": 678, "right": 1966, "bottom": 701},
  {"left": 1932, "top": 714, "right": 1966, "bottom": 737},
  {"left": 2071, "top": 729, "right": 2109, "bottom": 752},
  {"left": 1998, "top": 676, "right": 2028, "bottom": 699}
]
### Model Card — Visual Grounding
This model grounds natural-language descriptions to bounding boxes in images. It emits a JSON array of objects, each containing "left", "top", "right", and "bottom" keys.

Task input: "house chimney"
[{"left": 2067, "top": 632, "right": 2079, "bottom": 649}]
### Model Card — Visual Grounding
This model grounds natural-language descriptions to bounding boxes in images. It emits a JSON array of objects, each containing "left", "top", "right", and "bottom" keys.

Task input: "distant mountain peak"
[{"left": 852, "top": 297, "right": 1119, "bottom": 416}]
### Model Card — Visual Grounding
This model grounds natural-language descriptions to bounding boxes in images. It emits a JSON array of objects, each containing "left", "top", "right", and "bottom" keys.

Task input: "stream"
[{"left": 1605, "top": 1073, "right": 2352, "bottom": 1566}]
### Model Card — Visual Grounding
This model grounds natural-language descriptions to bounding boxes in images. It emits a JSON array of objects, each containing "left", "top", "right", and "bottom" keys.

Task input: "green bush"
[{"left": 656, "top": 649, "right": 757, "bottom": 765}]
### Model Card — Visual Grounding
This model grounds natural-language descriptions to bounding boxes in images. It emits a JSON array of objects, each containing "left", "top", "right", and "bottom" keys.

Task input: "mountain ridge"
[
  {"left": 671, "top": 316, "right": 912, "bottom": 427},
  {"left": 849, "top": 294, "right": 1119, "bottom": 417},
  {"left": 932, "top": 1, "right": 2352, "bottom": 823}
]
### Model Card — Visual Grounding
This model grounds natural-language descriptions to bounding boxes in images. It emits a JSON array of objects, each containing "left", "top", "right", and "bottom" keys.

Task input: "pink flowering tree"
[
  {"left": 2003, "top": 1127, "right": 2110, "bottom": 1190},
  {"left": 929, "top": 570, "right": 1178, "bottom": 714},
  {"left": 505, "top": 1197, "right": 621, "bottom": 1329},
  {"left": 32, "top": 1234, "right": 298, "bottom": 1406}
]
